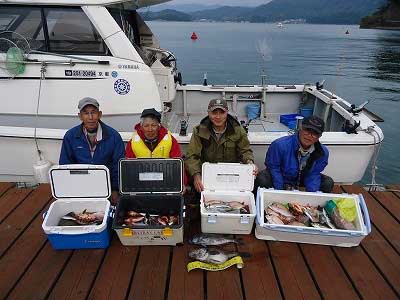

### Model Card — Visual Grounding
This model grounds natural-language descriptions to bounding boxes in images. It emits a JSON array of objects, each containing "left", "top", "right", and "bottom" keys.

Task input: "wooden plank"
[
  {"left": 7, "top": 243, "right": 72, "bottom": 300},
  {"left": 269, "top": 242, "right": 321, "bottom": 300},
  {"left": 238, "top": 236, "right": 282, "bottom": 300},
  {"left": 87, "top": 236, "right": 138, "bottom": 300},
  {"left": 0, "top": 207, "right": 49, "bottom": 297},
  {"left": 334, "top": 245, "right": 398, "bottom": 300},
  {"left": 0, "top": 184, "right": 52, "bottom": 256},
  {"left": 168, "top": 215, "right": 203, "bottom": 300},
  {"left": 361, "top": 224, "right": 400, "bottom": 296},
  {"left": 342, "top": 185, "right": 400, "bottom": 252},
  {"left": 47, "top": 249, "right": 106, "bottom": 300},
  {"left": 386, "top": 184, "right": 400, "bottom": 193},
  {"left": 370, "top": 191, "right": 400, "bottom": 222},
  {"left": 0, "top": 182, "right": 14, "bottom": 197},
  {"left": 128, "top": 246, "right": 170, "bottom": 300},
  {"left": 206, "top": 242, "right": 243, "bottom": 300},
  {"left": 300, "top": 244, "right": 360, "bottom": 300},
  {"left": 0, "top": 187, "right": 32, "bottom": 223}
]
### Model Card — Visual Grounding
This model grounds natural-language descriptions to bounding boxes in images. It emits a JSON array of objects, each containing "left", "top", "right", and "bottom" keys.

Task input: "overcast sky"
[{"left": 168, "top": 0, "right": 270, "bottom": 6}]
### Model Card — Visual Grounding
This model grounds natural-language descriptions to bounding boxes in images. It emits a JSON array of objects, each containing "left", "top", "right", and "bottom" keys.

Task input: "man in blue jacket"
[
  {"left": 255, "top": 116, "right": 334, "bottom": 193},
  {"left": 59, "top": 97, "right": 124, "bottom": 202}
]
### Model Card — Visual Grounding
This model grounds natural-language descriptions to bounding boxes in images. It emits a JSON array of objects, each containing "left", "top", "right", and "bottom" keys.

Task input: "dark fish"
[
  {"left": 190, "top": 233, "right": 242, "bottom": 246},
  {"left": 188, "top": 247, "right": 239, "bottom": 264}
]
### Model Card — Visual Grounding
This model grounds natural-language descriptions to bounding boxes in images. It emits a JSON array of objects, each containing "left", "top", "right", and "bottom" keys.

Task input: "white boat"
[
  {"left": 0, "top": 0, "right": 384, "bottom": 184},
  {"left": 277, "top": 22, "right": 284, "bottom": 28}
]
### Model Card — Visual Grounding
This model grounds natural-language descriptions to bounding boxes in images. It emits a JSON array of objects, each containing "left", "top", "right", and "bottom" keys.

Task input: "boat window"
[
  {"left": 0, "top": 7, "right": 46, "bottom": 51},
  {"left": 43, "top": 8, "right": 107, "bottom": 54},
  {"left": 108, "top": 7, "right": 153, "bottom": 65}
]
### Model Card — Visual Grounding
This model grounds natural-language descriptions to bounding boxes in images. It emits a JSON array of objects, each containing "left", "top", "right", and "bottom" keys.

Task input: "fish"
[
  {"left": 288, "top": 202, "right": 304, "bottom": 215},
  {"left": 204, "top": 203, "right": 233, "bottom": 213},
  {"left": 318, "top": 208, "right": 336, "bottom": 229},
  {"left": 204, "top": 199, "right": 223, "bottom": 206},
  {"left": 190, "top": 233, "right": 242, "bottom": 246},
  {"left": 268, "top": 203, "right": 294, "bottom": 218},
  {"left": 265, "top": 214, "right": 285, "bottom": 225},
  {"left": 124, "top": 216, "right": 145, "bottom": 225},
  {"left": 303, "top": 206, "right": 320, "bottom": 223},
  {"left": 188, "top": 247, "right": 241, "bottom": 264},
  {"left": 266, "top": 204, "right": 294, "bottom": 224},
  {"left": 228, "top": 201, "right": 246, "bottom": 210},
  {"left": 126, "top": 210, "right": 143, "bottom": 217},
  {"left": 61, "top": 210, "right": 104, "bottom": 225}
]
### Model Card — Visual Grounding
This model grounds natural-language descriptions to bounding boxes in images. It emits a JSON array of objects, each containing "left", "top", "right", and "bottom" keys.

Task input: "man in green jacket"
[{"left": 186, "top": 98, "right": 258, "bottom": 193}]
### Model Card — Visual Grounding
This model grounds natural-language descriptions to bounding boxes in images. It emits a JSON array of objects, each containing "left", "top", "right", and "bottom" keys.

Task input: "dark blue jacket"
[
  {"left": 59, "top": 121, "right": 124, "bottom": 190},
  {"left": 265, "top": 133, "right": 329, "bottom": 192}
]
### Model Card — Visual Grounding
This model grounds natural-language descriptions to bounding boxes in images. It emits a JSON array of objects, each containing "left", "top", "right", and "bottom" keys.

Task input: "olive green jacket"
[{"left": 185, "top": 115, "right": 254, "bottom": 177}]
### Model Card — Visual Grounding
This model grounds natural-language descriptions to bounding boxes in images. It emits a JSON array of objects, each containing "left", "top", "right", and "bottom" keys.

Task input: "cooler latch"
[
  {"left": 240, "top": 215, "right": 250, "bottom": 224},
  {"left": 162, "top": 227, "right": 173, "bottom": 236},
  {"left": 207, "top": 215, "right": 217, "bottom": 224},
  {"left": 122, "top": 228, "right": 134, "bottom": 236}
]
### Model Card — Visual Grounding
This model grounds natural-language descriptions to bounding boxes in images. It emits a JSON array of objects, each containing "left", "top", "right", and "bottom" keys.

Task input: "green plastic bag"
[
  {"left": 335, "top": 198, "right": 356, "bottom": 222},
  {"left": 6, "top": 47, "right": 26, "bottom": 75}
]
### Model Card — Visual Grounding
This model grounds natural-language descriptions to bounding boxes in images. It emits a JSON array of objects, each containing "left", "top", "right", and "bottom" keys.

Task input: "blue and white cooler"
[{"left": 42, "top": 164, "right": 112, "bottom": 250}]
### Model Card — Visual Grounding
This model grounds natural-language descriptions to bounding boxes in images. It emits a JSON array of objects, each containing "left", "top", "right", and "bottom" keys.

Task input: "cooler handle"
[
  {"left": 262, "top": 224, "right": 360, "bottom": 237},
  {"left": 256, "top": 187, "right": 262, "bottom": 225},
  {"left": 109, "top": 206, "right": 115, "bottom": 219},
  {"left": 358, "top": 193, "right": 371, "bottom": 234}
]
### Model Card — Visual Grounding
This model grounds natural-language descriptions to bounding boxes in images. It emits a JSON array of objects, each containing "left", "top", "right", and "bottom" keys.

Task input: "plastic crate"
[{"left": 280, "top": 113, "right": 301, "bottom": 128}]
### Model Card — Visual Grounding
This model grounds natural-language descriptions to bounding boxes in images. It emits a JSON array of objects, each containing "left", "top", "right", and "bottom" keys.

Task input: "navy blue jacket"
[
  {"left": 265, "top": 133, "right": 329, "bottom": 192},
  {"left": 59, "top": 121, "right": 124, "bottom": 190}
]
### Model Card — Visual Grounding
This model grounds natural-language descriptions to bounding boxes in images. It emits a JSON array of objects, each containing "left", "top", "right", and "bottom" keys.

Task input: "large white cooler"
[
  {"left": 200, "top": 162, "right": 256, "bottom": 234},
  {"left": 42, "top": 164, "right": 111, "bottom": 250},
  {"left": 255, "top": 188, "right": 371, "bottom": 247},
  {"left": 113, "top": 158, "right": 184, "bottom": 246}
]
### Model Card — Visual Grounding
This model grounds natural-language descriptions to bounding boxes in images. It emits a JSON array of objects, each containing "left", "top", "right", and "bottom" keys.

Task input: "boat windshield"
[
  {"left": 0, "top": 6, "right": 107, "bottom": 55},
  {"left": 108, "top": 7, "right": 155, "bottom": 66}
]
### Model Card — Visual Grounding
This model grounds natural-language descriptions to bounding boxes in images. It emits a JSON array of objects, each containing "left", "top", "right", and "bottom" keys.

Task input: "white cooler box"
[
  {"left": 200, "top": 162, "right": 256, "bottom": 234},
  {"left": 255, "top": 188, "right": 371, "bottom": 247},
  {"left": 113, "top": 158, "right": 184, "bottom": 246},
  {"left": 42, "top": 165, "right": 111, "bottom": 250}
]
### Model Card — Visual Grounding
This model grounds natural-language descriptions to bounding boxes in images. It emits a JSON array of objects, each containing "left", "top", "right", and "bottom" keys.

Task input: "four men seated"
[{"left": 60, "top": 97, "right": 334, "bottom": 204}]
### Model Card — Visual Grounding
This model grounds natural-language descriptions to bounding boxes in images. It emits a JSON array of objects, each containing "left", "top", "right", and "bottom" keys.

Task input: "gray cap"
[{"left": 78, "top": 97, "right": 100, "bottom": 111}]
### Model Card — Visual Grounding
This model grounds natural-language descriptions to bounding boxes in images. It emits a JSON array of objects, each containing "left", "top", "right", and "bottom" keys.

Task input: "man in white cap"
[
  {"left": 186, "top": 98, "right": 258, "bottom": 193},
  {"left": 59, "top": 97, "right": 124, "bottom": 202}
]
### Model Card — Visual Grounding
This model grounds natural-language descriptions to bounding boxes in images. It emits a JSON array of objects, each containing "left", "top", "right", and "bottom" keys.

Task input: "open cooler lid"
[
  {"left": 49, "top": 164, "right": 111, "bottom": 199},
  {"left": 202, "top": 162, "right": 254, "bottom": 192},
  {"left": 119, "top": 158, "right": 183, "bottom": 195}
]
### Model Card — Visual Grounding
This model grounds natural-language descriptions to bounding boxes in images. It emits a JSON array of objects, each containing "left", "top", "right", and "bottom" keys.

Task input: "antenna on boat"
[{"left": 256, "top": 38, "right": 272, "bottom": 119}]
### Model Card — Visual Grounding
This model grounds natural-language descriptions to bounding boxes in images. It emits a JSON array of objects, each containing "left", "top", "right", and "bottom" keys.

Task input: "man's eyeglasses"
[
  {"left": 81, "top": 111, "right": 99, "bottom": 117},
  {"left": 302, "top": 128, "right": 321, "bottom": 138}
]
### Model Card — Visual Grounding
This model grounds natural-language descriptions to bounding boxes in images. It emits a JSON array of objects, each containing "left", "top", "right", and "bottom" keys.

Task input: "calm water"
[{"left": 148, "top": 21, "right": 400, "bottom": 184}]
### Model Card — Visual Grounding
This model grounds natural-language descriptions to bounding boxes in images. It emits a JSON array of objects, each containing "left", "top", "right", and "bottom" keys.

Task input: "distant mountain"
[
  {"left": 360, "top": 0, "right": 400, "bottom": 29},
  {"left": 191, "top": 6, "right": 254, "bottom": 21},
  {"left": 140, "top": 9, "right": 192, "bottom": 21},
  {"left": 141, "top": 0, "right": 386, "bottom": 24},
  {"left": 243, "top": 0, "right": 386, "bottom": 24},
  {"left": 144, "top": 4, "right": 222, "bottom": 13}
]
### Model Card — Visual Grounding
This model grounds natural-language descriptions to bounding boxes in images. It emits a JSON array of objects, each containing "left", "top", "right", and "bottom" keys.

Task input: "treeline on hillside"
[{"left": 141, "top": 0, "right": 385, "bottom": 24}]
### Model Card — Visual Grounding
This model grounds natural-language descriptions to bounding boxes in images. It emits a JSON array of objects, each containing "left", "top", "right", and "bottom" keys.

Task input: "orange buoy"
[{"left": 191, "top": 32, "right": 198, "bottom": 40}]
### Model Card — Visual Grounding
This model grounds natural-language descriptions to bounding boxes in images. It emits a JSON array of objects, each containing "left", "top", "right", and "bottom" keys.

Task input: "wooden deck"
[{"left": 0, "top": 182, "right": 399, "bottom": 300}]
